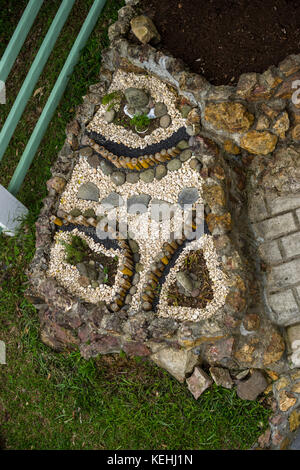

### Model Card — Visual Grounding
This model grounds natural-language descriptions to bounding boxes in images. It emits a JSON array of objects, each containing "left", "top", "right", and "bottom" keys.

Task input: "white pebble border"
[
  {"left": 156, "top": 235, "right": 229, "bottom": 321},
  {"left": 47, "top": 228, "right": 123, "bottom": 304},
  {"left": 87, "top": 70, "right": 186, "bottom": 149}
]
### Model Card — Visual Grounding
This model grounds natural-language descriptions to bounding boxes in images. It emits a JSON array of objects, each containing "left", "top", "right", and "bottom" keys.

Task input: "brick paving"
[{"left": 250, "top": 194, "right": 300, "bottom": 327}]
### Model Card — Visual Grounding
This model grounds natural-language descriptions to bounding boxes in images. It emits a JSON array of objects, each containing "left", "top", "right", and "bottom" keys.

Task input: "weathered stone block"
[
  {"left": 248, "top": 194, "right": 269, "bottom": 222},
  {"left": 258, "top": 240, "right": 282, "bottom": 265},
  {"left": 254, "top": 213, "right": 297, "bottom": 241},
  {"left": 268, "top": 195, "right": 300, "bottom": 215},
  {"left": 267, "top": 290, "right": 299, "bottom": 326},
  {"left": 268, "top": 258, "right": 300, "bottom": 290},
  {"left": 281, "top": 232, "right": 300, "bottom": 259}
]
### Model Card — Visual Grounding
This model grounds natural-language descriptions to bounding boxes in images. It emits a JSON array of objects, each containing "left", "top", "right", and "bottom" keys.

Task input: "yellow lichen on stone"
[
  {"left": 223, "top": 139, "right": 241, "bottom": 154},
  {"left": 240, "top": 130, "right": 278, "bottom": 155},
  {"left": 204, "top": 102, "right": 254, "bottom": 133},
  {"left": 289, "top": 410, "right": 300, "bottom": 432}
]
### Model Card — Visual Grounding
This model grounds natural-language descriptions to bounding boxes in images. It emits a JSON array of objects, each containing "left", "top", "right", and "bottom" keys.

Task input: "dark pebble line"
[{"left": 86, "top": 127, "right": 189, "bottom": 158}]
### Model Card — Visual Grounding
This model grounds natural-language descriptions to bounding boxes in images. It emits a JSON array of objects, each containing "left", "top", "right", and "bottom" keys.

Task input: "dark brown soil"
[
  {"left": 167, "top": 250, "right": 214, "bottom": 309},
  {"left": 139, "top": 0, "right": 300, "bottom": 85}
]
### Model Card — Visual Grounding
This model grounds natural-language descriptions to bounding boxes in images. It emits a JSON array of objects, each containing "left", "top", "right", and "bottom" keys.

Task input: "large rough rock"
[
  {"left": 130, "top": 15, "right": 161, "bottom": 45},
  {"left": 124, "top": 87, "right": 149, "bottom": 109},
  {"left": 204, "top": 102, "right": 254, "bottom": 133},
  {"left": 151, "top": 347, "right": 199, "bottom": 383},
  {"left": 240, "top": 130, "right": 278, "bottom": 155},
  {"left": 186, "top": 367, "right": 213, "bottom": 399},
  {"left": 237, "top": 370, "right": 268, "bottom": 400}
]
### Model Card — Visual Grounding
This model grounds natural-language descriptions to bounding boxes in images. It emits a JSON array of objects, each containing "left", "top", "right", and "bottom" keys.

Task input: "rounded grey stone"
[
  {"left": 160, "top": 114, "right": 171, "bottom": 128},
  {"left": 125, "top": 294, "right": 132, "bottom": 305},
  {"left": 179, "top": 149, "right": 192, "bottom": 162},
  {"left": 111, "top": 171, "right": 126, "bottom": 186},
  {"left": 132, "top": 273, "right": 140, "bottom": 285},
  {"left": 167, "top": 158, "right": 182, "bottom": 171},
  {"left": 103, "top": 109, "right": 115, "bottom": 123},
  {"left": 126, "top": 172, "right": 140, "bottom": 184},
  {"left": 180, "top": 104, "right": 192, "bottom": 118},
  {"left": 178, "top": 187, "right": 199, "bottom": 207},
  {"left": 136, "top": 263, "right": 144, "bottom": 273},
  {"left": 154, "top": 102, "right": 168, "bottom": 117},
  {"left": 140, "top": 168, "right": 155, "bottom": 183},
  {"left": 83, "top": 208, "right": 96, "bottom": 218},
  {"left": 77, "top": 182, "right": 99, "bottom": 201},
  {"left": 155, "top": 164, "right": 167, "bottom": 180}
]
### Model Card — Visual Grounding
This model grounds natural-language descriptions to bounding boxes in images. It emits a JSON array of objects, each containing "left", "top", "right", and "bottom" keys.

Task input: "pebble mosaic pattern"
[{"left": 48, "top": 71, "right": 228, "bottom": 321}]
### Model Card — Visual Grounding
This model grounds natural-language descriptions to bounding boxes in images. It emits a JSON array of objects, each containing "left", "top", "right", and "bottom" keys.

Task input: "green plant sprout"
[{"left": 130, "top": 113, "right": 150, "bottom": 131}]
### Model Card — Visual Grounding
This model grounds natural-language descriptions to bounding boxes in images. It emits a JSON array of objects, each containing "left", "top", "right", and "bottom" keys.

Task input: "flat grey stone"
[
  {"left": 77, "top": 182, "right": 99, "bottom": 201},
  {"left": 140, "top": 168, "right": 154, "bottom": 183},
  {"left": 111, "top": 171, "right": 126, "bottom": 186},
  {"left": 100, "top": 192, "right": 124, "bottom": 210},
  {"left": 127, "top": 194, "right": 151, "bottom": 214},
  {"left": 167, "top": 158, "right": 182, "bottom": 171},
  {"left": 87, "top": 155, "right": 100, "bottom": 169},
  {"left": 267, "top": 289, "right": 299, "bottom": 326},
  {"left": 70, "top": 208, "right": 82, "bottom": 217},
  {"left": 100, "top": 160, "right": 113, "bottom": 175},
  {"left": 176, "top": 271, "right": 194, "bottom": 293},
  {"left": 76, "top": 262, "right": 88, "bottom": 277},
  {"left": 79, "top": 147, "right": 93, "bottom": 158},
  {"left": 155, "top": 164, "right": 167, "bottom": 180},
  {"left": 125, "top": 87, "right": 149, "bottom": 108},
  {"left": 180, "top": 104, "right": 192, "bottom": 118},
  {"left": 178, "top": 187, "right": 199, "bottom": 207}
]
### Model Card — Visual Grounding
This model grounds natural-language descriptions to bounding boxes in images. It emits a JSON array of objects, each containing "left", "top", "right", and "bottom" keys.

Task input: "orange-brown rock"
[
  {"left": 289, "top": 410, "right": 300, "bottom": 432},
  {"left": 278, "top": 391, "right": 297, "bottom": 412},
  {"left": 272, "top": 112, "right": 290, "bottom": 139},
  {"left": 243, "top": 313, "right": 260, "bottom": 331},
  {"left": 240, "top": 130, "right": 278, "bottom": 155},
  {"left": 223, "top": 139, "right": 241, "bottom": 154},
  {"left": 274, "top": 72, "right": 300, "bottom": 99},
  {"left": 263, "top": 331, "right": 285, "bottom": 366},
  {"left": 292, "top": 124, "right": 300, "bottom": 141},
  {"left": 204, "top": 102, "right": 254, "bottom": 133},
  {"left": 206, "top": 212, "right": 232, "bottom": 233},
  {"left": 203, "top": 184, "right": 226, "bottom": 207}
]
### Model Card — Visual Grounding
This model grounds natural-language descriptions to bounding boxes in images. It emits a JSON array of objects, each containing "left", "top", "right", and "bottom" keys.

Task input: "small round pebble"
[
  {"left": 160, "top": 114, "right": 171, "bottom": 128},
  {"left": 140, "top": 168, "right": 155, "bottom": 183},
  {"left": 177, "top": 140, "right": 190, "bottom": 150},
  {"left": 179, "top": 149, "right": 192, "bottom": 162},
  {"left": 167, "top": 158, "right": 182, "bottom": 171},
  {"left": 155, "top": 164, "right": 167, "bottom": 180},
  {"left": 100, "top": 160, "right": 113, "bottom": 175},
  {"left": 111, "top": 171, "right": 125, "bottom": 186}
]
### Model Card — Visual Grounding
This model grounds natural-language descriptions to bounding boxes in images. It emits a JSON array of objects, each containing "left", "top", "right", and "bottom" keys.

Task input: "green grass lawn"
[{"left": 0, "top": 0, "right": 271, "bottom": 450}]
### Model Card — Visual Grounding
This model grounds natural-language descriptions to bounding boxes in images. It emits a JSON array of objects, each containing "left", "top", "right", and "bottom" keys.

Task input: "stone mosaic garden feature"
[{"left": 27, "top": 0, "right": 300, "bottom": 450}]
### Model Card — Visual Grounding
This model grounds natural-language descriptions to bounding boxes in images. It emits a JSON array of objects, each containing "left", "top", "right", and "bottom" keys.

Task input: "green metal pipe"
[
  {"left": 0, "top": 0, "right": 44, "bottom": 82},
  {"left": 0, "top": 0, "right": 75, "bottom": 163},
  {"left": 8, "top": 0, "right": 108, "bottom": 196}
]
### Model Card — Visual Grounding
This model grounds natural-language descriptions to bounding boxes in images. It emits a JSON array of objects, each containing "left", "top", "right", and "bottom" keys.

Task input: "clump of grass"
[
  {"left": 130, "top": 113, "right": 150, "bottom": 131},
  {"left": 60, "top": 235, "right": 88, "bottom": 265}
]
